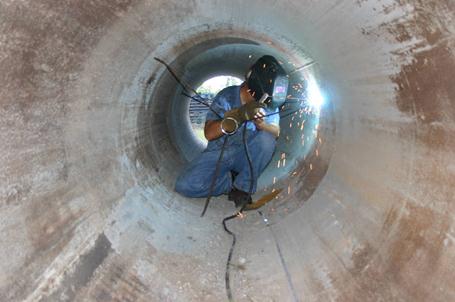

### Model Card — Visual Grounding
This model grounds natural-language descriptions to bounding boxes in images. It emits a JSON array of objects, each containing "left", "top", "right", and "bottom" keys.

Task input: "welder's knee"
[
  {"left": 254, "top": 131, "right": 276, "bottom": 156},
  {"left": 175, "top": 174, "right": 201, "bottom": 197}
]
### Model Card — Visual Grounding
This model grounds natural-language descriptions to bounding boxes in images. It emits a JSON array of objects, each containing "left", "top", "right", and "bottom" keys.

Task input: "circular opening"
[
  {"left": 189, "top": 75, "right": 243, "bottom": 144},
  {"left": 139, "top": 33, "right": 334, "bottom": 223}
]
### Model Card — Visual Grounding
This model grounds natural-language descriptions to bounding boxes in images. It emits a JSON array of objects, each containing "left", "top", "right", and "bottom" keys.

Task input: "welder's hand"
[
  {"left": 253, "top": 109, "right": 266, "bottom": 130},
  {"left": 221, "top": 102, "right": 265, "bottom": 134},
  {"left": 222, "top": 108, "right": 243, "bottom": 134},
  {"left": 240, "top": 101, "right": 265, "bottom": 121},
  {"left": 224, "top": 107, "right": 243, "bottom": 123}
]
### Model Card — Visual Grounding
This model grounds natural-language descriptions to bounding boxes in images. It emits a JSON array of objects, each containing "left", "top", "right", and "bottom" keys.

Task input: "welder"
[{"left": 175, "top": 55, "right": 288, "bottom": 206}]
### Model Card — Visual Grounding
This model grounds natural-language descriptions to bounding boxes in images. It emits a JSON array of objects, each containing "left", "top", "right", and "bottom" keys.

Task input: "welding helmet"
[{"left": 246, "top": 55, "right": 289, "bottom": 109}]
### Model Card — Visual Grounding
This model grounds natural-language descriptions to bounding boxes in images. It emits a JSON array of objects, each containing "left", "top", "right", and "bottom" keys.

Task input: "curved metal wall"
[{"left": 0, "top": 1, "right": 454, "bottom": 301}]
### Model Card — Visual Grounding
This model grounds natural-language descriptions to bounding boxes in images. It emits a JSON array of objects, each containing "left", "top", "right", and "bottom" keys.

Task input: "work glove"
[{"left": 221, "top": 101, "right": 265, "bottom": 134}]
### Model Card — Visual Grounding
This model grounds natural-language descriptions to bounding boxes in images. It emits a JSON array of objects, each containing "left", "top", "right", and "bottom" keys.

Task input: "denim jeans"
[{"left": 175, "top": 131, "right": 276, "bottom": 197}]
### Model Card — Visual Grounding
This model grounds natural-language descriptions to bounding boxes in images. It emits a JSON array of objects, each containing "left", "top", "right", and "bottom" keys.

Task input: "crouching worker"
[{"left": 175, "top": 55, "right": 288, "bottom": 207}]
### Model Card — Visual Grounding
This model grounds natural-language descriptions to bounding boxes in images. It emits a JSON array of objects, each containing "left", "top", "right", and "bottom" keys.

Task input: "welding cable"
[
  {"left": 222, "top": 124, "right": 255, "bottom": 301},
  {"left": 247, "top": 107, "right": 302, "bottom": 123},
  {"left": 242, "top": 122, "right": 255, "bottom": 203},
  {"left": 154, "top": 56, "right": 233, "bottom": 217},
  {"left": 222, "top": 212, "right": 239, "bottom": 302},
  {"left": 181, "top": 92, "right": 223, "bottom": 119},
  {"left": 155, "top": 56, "right": 302, "bottom": 299},
  {"left": 154, "top": 57, "right": 200, "bottom": 96},
  {"left": 154, "top": 57, "right": 223, "bottom": 119},
  {"left": 200, "top": 135, "right": 229, "bottom": 217}
]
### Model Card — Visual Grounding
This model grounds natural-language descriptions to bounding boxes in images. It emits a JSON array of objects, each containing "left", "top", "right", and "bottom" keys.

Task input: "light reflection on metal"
[
  {"left": 289, "top": 61, "right": 317, "bottom": 75},
  {"left": 306, "top": 75, "right": 325, "bottom": 113}
]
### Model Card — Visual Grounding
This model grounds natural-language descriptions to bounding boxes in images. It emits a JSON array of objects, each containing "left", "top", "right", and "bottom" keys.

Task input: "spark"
[{"left": 287, "top": 185, "right": 291, "bottom": 195}]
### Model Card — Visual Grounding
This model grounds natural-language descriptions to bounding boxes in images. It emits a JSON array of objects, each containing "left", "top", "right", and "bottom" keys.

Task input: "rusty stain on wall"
[
  {"left": 1, "top": 0, "right": 454, "bottom": 301},
  {"left": 386, "top": 1, "right": 455, "bottom": 124},
  {"left": 385, "top": 202, "right": 451, "bottom": 301},
  {"left": 44, "top": 233, "right": 112, "bottom": 302}
]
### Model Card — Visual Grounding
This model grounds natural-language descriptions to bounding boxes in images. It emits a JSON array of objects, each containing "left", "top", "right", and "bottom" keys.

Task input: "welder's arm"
[
  {"left": 205, "top": 102, "right": 259, "bottom": 140},
  {"left": 258, "top": 123, "right": 280, "bottom": 138},
  {"left": 204, "top": 120, "right": 223, "bottom": 141},
  {"left": 254, "top": 111, "right": 280, "bottom": 138}
]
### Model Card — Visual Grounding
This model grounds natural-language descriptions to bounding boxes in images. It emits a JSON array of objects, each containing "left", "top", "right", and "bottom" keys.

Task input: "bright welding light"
[{"left": 306, "top": 76, "right": 325, "bottom": 111}]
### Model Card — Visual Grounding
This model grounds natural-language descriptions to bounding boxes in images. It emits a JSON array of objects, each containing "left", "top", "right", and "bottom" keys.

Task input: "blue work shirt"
[{"left": 205, "top": 85, "right": 279, "bottom": 151}]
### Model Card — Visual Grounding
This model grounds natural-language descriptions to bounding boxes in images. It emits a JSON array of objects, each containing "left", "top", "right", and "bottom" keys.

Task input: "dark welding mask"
[{"left": 246, "top": 55, "right": 289, "bottom": 109}]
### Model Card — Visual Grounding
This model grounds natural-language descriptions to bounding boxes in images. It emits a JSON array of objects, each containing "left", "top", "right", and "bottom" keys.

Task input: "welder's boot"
[{"left": 228, "top": 187, "right": 253, "bottom": 208}]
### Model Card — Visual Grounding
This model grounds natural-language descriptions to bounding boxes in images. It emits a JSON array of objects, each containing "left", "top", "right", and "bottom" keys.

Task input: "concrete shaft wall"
[{"left": 0, "top": 0, "right": 454, "bottom": 301}]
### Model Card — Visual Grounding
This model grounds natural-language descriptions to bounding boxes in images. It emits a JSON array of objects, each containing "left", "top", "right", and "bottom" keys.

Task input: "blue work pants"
[{"left": 175, "top": 131, "right": 276, "bottom": 197}]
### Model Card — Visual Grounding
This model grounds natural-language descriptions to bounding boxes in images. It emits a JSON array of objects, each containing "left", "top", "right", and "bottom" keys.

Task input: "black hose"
[
  {"left": 154, "top": 57, "right": 223, "bottom": 119},
  {"left": 222, "top": 124, "right": 255, "bottom": 301},
  {"left": 243, "top": 123, "right": 255, "bottom": 198},
  {"left": 222, "top": 213, "right": 239, "bottom": 302},
  {"left": 200, "top": 135, "right": 229, "bottom": 217},
  {"left": 153, "top": 58, "right": 294, "bottom": 300},
  {"left": 181, "top": 92, "right": 223, "bottom": 119}
]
